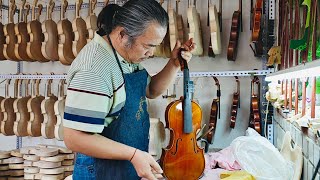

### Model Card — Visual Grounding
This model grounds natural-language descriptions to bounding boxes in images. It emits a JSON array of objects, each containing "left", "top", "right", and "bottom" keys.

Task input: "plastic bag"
[{"left": 230, "top": 128, "right": 294, "bottom": 180}]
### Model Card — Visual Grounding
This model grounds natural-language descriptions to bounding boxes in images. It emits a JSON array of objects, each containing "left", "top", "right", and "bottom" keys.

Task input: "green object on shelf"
[{"left": 316, "top": 77, "right": 320, "bottom": 94}]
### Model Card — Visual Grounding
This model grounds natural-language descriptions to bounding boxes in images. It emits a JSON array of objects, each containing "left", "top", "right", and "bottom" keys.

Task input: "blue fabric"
[
  {"left": 73, "top": 153, "right": 96, "bottom": 180},
  {"left": 64, "top": 113, "right": 105, "bottom": 125},
  {"left": 73, "top": 69, "right": 150, "bottom": 180}
]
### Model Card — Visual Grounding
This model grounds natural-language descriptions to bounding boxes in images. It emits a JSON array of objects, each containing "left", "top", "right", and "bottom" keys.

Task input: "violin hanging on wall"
[
  {"left": 160, "top": 48, "right": 205, "bottom": 180},
  {"left": 230, "top": 76, "right": 240, "bottom": 128},
  {"left": 249, "top": 76, "right": 261, "bottom": 133},
  {"left": 227, "top": 0, "right": 242, "bottom": 61},
  {"left": 3, "top": 0, "right": 18, "bottom": 61},
  {"left": 207, "top": 77, "right": 220, "bottom": 144},
  {"left": 0, "top": 0, "right": 5, "bottom": 60}
]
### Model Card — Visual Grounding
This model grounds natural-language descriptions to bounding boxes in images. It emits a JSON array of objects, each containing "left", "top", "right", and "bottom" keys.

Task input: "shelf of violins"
[{"left": 265, "top": 0, "right": 320, "bottom": 142}]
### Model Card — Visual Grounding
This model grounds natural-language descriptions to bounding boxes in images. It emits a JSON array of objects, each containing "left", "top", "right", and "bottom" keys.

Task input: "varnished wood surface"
[{"left": 161, "top": 100, "right": 205, "bottom": 180}]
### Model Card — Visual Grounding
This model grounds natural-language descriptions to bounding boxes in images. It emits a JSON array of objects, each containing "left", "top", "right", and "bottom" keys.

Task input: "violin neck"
[{"left": 183, "top": 67, "right": 193, "bottom": 134}]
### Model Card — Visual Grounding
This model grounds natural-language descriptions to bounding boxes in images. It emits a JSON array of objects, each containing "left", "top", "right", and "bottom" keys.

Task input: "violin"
[
  {"left": 27, "top": 78, "right": 44, "bottom": 137},
  {"left": 160, "top": 49, "right": 205, "bottom": 180},
  {"left": 168, "top": 0, "right": 178, "bottom": 51},
  {"left": 227, "top": 0, "right": 242, "bottom": 61},
  {"left": 187, "top": 0, "right": 203, "bottom": 56},
  {"left": 3, "top": 0, "right": 18, "bottom": 61},
  {"left": 0, "top": 0, "right": 5, "bottom": 60},
  {"left": 13, "top": 78, "right": 32, "bottom": 137},
  {"left": 251, "top": 0, "right": 262, "bottom": 41},
  {"left": 54, "top": 79, "right": 67, "bottom": 140},
  {"left": 208, "top": 0, "right": 222, "bottom": 57},
  {"left": 57, "top": 0, "right": 75, "bottom": 65},
  {"left": 41, "top": 78, "right": 58, "bottom": 139},
  {"left": 207, "top": 77, "right": 220, "bottom": 144},
  {"left": 176, "top": 0, "right": 184, "bottom": 43},
  {"left": 0, "top": 79, "right": 18, "bottom": 135},
  {"left": 72, "top": 0, "right": 89, "bottom": 57},
  {"left": 15, "top": 1, "right": 33, "bottom": 61},
  {"left": 86, "top": 0, "right": 98, "bottom": 43},
  {"left": 249, "top": 76, "right": 261, "bottom": 133},
  {"left": 41, "top": 0, "right": 59, "bottom": 61},
  {"left": 27, "top": 0, "right": 50, "bottom": 62},
  {"left": 230, "top": 76, "right": 240, "bottom": 128}
]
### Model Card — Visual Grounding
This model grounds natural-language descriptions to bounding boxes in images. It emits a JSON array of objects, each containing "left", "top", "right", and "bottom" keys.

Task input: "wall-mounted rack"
[{"left": 0, "top": 69, "right": 273, "bottom": 80}]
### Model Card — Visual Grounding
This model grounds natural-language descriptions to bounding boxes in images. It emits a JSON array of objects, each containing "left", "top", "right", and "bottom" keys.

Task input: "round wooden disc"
[
  {"left": 62, "top": 160, "right": 73, "bottom": 166},
  {"left": 0, "top": 151, "right": 11, "bottom": 159},
  {"left": 39, "top": 155, "right": 65, "bottom": 162},
  {"left": 38, "top": 145, "right": 72, "bottom": 154},
  {"left": 34, "top": 161, "right": 61, "bottom": 169},
  {"left": 3, "top": 157, "right": 23, "bottom": 164},
  {"left": 10, "top": 149, "right": 23, "bottom": 158},
  {"left": 24, "top": 167, "right": 40, "bottom": 174},
  {"left": 63, "top": 165, "right": 74, "bottom": 172},
  {"left": 8, "top": 163, "right": 24, "bottom": 170},
  {"left": 9, "top": 169, "right": 24, "bottom": 177},
  {"left": 8, "top": 177, "right": 24, "bottom": 180},
  {"left": 39, "top": 167, "right": 65, "bottom": 175},
  {"left": 23, "top": 155, "right": 40, "bottom": 162},
  {"left": 41, "top": 173, "right": 64, "bottom": 180},
  {"left": 0, "top": 164, "right": 9, "bottom": 170}
]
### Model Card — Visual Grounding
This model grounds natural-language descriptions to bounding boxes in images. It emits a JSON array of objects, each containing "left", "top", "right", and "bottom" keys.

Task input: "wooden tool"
[
  {"left": 0, "top": 0, "right": 5, "bottom": 60},
  {"left": 207, "top": 77, "right": 220, "bottom": 143},
  {"left": 86, "top": 0, "right": 98, "bottom": 43},
  {"left": 27, "top": 79, "right": 45, "bottom": 137},
  {"left": 54, "top": 79, "right": 66, "bottom": 140},
  {"left": 72, "top": 0, "right": 89, "bottom": 56},
  {"left": 15, "top": 1, "right": 33, "bottom": 61},
  {"left": 58, "top": 0, "right": 75, "bottom": 65},
  {"left": 27, "top": 0, "right": 50, "bottom": 62},
  {"left": 3, "top": 0, "right": 18, "bottom": 61},
  {"left": 160, "top": 49, "right": 205, "bottom": 180},
  {"left": 1, "top": 79, "right": 18, "bottom": 135},
  {"left": 187, "top": 0, "right": 203, "bottom": 55},
  {"left": 208, "top": 0, "right": 222, "bottom": 55},
  {"left": 230, "top": 76, "right": 240, "bottom": 128},
  {"left": 227, "top": 0, "right": 242, "bottom": 61},
  {"left": 41, "top": 0, "right": 59, "bottom": 61},
  {"left": 13, "top": 79, "right": 32, "bottom": 136},
  {"left": 41, "top": 78, "right": 58, "bottom": 139}
]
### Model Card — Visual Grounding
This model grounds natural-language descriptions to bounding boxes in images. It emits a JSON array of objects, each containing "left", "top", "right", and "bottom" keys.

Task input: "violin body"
[
  {"left": 54, "top": 97, "right": 65, "bottom": 140},
  {"left": 160, "top": 100, "right": 205, "bottom": 180},
  {"left": 41, "top": 19, "right": 59, "bottom": 61},
  {"left": 227, "top": 11, "right": 241, "bottom": 61},
  {"left": 13, "top": 95, "right": 31, "bottom": 137},
  {"left": 207, "top": 100, "right": 218, "bottom": 143},
  {"left": 209, "top": 5, "right": 221, "bottom": 55},
  {"left": 27, "top": 95, "right": 45, "bottom": 136},
  {"left": 58, "top": 19, "right": 75, "bottom": 65},
  {"left": 0, "top": 96, "right": 4, "bottom": 131},
  {"left": 187, "top": 7, "right": 203, "bottom": 56},
  {"left": 41, "top": 95, "right": 58, "bottom": 139},
  {"left": 27, "top": 20, "right": 49, "bottom": 62},
  {"left": 230, "top": 93, "right": 239, "bottom": 128},
  {"left": 250, "top": 96, "right": 261, "bottom": 133},
  {"left": 15, "top": 22, "right": 32, "bottom": 61},
  {"left": 72, "top": 18, "right": 89, "bottom": 57},
  {"left": 86, "top": 15, "right": 97, "bottom": 43},
  {"left": 0, "top": 22, "right": 6, "bottom": 60},
  {"left": 0, "top": 97, "right": 16, "bottom": 135},
  {"left": 3, "top": 23, "right": 18, "bottom": 61},
  {"left": 251, "top": 0, "right": 262, "bottom": 41}
]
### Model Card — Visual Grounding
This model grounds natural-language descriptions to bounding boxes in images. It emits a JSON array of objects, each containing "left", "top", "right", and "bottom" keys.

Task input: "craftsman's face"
[{"left": 125, "top": 23, "right": 167, "bottom": 63}]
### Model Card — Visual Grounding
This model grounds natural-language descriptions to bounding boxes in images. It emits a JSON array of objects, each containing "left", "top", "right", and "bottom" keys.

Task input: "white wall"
[{"left": 0, "top": 0, "right": 263, "bottom": 150}]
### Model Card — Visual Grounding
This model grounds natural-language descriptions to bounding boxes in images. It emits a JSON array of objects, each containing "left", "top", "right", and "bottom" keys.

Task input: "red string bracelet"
[{"left": 130, "top": 148, "right": 137, "bottom": 162}]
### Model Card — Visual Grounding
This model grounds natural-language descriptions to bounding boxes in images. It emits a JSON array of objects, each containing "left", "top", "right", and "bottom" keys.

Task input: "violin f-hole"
[{"left": 171, "top": 138, "right": 182, "bottom": 155}]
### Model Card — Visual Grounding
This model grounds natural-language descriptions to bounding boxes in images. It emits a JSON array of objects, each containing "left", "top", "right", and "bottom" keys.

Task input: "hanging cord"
[
  {"left": 0, "top": 79, "right": 6, "bottom": 85},
  {"left": 312, "top": 158, "right": 320, "bottom": 180}
]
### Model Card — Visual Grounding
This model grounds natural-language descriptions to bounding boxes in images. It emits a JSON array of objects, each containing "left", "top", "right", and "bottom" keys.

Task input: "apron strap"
[{"left": 107, "top": 34, "right": 125, "bottom": 81}]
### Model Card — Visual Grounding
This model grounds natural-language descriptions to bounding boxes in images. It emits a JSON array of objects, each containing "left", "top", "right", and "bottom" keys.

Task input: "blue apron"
[{"left": 73, "top": 36, "right": 150, "bottom": 180}]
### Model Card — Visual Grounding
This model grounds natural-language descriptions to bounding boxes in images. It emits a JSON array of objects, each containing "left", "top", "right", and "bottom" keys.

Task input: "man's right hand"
[{"left": 131, "top": 149, "right": 163, "bottom": 180}]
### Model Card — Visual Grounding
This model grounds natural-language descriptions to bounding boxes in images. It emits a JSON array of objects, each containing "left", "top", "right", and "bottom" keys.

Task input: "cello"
[{"left": 160, "top": 49, "right": 205, "bottom": 180}]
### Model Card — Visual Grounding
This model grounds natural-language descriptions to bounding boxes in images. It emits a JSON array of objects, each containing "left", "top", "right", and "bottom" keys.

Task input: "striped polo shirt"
[{"left": 63, "top": 33, "right": 150, "bottom": 133}]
